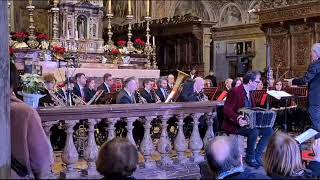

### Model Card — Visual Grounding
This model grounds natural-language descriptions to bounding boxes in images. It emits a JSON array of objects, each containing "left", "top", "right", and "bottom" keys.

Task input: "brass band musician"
[
  {"left": 155, "top": 78, "right": 170, "bottom": 102},
  {"left": 140, "top": 79, "right": 161, "bottom": 103},
  {"left": 116, "top": 77, "right": 138, "bottom": 104}
]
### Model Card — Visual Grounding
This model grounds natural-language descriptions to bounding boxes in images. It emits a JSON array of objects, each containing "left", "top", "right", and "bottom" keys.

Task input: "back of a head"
[
  {"left": 206, "top": 136, "right": 241, "bottom": 177},
  {"left": 10, "top": 62, "right": 19, "bottom": 90},
  {"left": 96, "top": 137, "right": 138, "bottom": 177},
  {"left": 312, "top": 43, "right": 320, "bottom": 59},
  {"left": 264, "top": 132, "right": 303, "bottom": 177},
  {"left": 242, "top": 71, "right": 260, "bottom": 85}
]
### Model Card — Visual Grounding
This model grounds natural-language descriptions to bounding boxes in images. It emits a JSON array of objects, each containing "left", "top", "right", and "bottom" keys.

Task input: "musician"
[
  {"left": 287, "top": 43, "right": 320, "bottom": 139},
  {"left": 215, "top": 78, "right": 233, "bottom": 101},
  {"left": 223, "top": 71, "right": 273, "bottom": 168},
  {"left": 190, "top": 67, "right": 197, "bottom": 79},
  {"left": 256, "top": 81, "right": 264, "bottom": 90},
  {"left": 167, "top": 74, "right": 175, "bottom": 90},
  {"left": 155, "top": 78, "right": 169, "bottom": 102},
  {"left": 84, "top": 78, "right": 96, "bottom": 102},
  {"left": 98, "top": 73, "right": 113, "bottom": 93},
  {"left": 116, "top": 77, "right": 138, "bottom": 104},
  {"left": 73, "top": 73, "right": 87, "bottom": 100},
  {"left": 231, "top": 77, "right": 242, "bottom": 88},
  {"left": 205, "top": 70, "right": 217, "bottom": 87},
  {"left": 39, "top": 74, "right": 56, "bottom": 106},
  {"left": 179, "top": 77, "right": 207, "bottom": 102},
  {"left": 140, "top": 79, "right": 161, "bottom": 103}
]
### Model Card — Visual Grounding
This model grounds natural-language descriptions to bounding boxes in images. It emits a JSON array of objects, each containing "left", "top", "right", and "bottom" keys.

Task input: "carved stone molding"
[{"left": 212, "top": 23, "right": 264, "bottom": 40}]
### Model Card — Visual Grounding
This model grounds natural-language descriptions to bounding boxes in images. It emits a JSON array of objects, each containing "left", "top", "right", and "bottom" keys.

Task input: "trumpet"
[
  {"left": 136, "top": 90, "right": 148, "bottom": 104},
  {"left": 72, "top": 93, "right": 87, "bottom": 106},
  {"left": 49, "top": 91, "right": 67, "bottom": 106},
  {"left": 152, "top": 90, "right": 162, "bottom": 103}
]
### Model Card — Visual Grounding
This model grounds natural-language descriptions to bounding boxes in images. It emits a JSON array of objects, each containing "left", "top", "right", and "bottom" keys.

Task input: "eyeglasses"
[{"left": 254, "top": 80, "right": 260, "bottom": 84}]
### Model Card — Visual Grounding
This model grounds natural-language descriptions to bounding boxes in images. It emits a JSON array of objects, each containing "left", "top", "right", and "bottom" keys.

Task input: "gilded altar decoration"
[{"left": 12, "top": 32, "right": 29, "bottom": 49}]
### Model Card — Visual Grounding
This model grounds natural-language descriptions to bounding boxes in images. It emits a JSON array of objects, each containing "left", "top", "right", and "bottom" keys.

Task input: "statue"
[{"left": 77, "top": 15, "right": 87, "bottom": 39}]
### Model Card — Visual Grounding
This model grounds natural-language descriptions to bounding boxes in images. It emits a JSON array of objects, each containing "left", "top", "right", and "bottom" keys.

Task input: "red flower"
[
  {"left": 52, "top": 46, "right": 66, "bottom": 55},
  {"left": 36, "top": 33, "right": 49, "bottom": 41},
  {"left": 13, "top": 32, "right": 28, "bottom": 41},
  {"left": 9, "top": 47, "right": 15, "bottom": 56},
  {"left": 111, "top": 49, "right": 120, "bottom": 55},
  {"left": 117, "top": 40, "right": 126, "bottom": 47},
  {"left": 134, "top": 38, "right": 145, "bottom": 48}
]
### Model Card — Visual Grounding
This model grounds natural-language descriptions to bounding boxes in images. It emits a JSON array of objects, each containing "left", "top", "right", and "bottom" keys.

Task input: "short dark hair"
[
  {"left": 103, "top": 73, "right": 112, "bottom": 82},
  {"left": 10, "top": 62, "right": 19, "bottom": 89},
  {"left": 75, "top": 73, "right": 85, "bottom": 80},
  {"left": 242, "top": 71, "right": 260, "bottom": 84},
  {"left": 124, "top": 76, "right": 136, "bottom": 87},
  {"left": 96, "top": 137, "right": 138, "bottom": 177},
  {"left": 157, "top": 77, "right": 167, "bottom": 87},
  {"left": 205, "top": 136, "right": 241, "bottom": 176},
  {"left": 143, "top": 79, "right": 152, "bottom": 88}
]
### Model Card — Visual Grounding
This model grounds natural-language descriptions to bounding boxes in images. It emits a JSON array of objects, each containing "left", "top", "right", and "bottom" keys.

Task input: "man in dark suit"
[
  {"left": 223, "top": 71, "right": 273, "bottom": 168},
  {"left": 190, "top": 67, "right": 197, "bottom": 79},
  {"left": 116, "top": 77, "right": 138, "bottom": 104},
  {"left": 287, "top": 43, "right": 320, "bottom": 139},
  {"left": 140, "top": 79, "right": 161, "bottom": 103},
  {"left": 98, "top": 73, "right": 113, "bottom": 93},
  {"left": 167, "top": 74, "right": 175, "bottom": 90},
  {"left": 179, "top": 77, "right": 206, "bottom": 102},
  {"left": 205, "top": 70, "right": 217, "bottom": 87},
  {"left": 155, "top": 78, "right": 169, "bottom": 102},
  {"left": 73, "top": 73, "right": 87, "bottom": 100}
]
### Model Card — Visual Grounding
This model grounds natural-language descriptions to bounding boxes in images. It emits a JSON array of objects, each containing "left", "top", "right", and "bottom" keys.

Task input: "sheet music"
[
  {"left": 267, "top": 90, "right": 292, "bottom": 100},
  {"left": 295, "top": 128, "right": 319, "bottom": 144}
]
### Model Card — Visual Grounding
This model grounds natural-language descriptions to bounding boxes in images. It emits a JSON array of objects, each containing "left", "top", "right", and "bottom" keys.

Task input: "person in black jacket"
[
  {"left": 116, "top": 77, "right": 138, "bottom": 104},
  {"left": 205, "top": 70, "right": 217, "bottom": 87},
  {"left": 84, "top": 78, "right": 96, "bottom": 103},
  {"left": 179, "top": 77, "right": 206, "bottom": 102},
  {"left": 73, "top": 73, "right": 87, "bottom": 100},
  {"left": 205, "top": 136, "right": 269, "bottom": 179},
  {"left": 155, "top": 78, "right": 169, "bottom": 102},
  {"left": 140, "top": 79, "right": 161, "bottom": 103},
  {"left": 97, "top": 73, "right": 113, "bottom": 93},
  {"left": 287, "top": 43, "right": 320, "bottom": 139}
]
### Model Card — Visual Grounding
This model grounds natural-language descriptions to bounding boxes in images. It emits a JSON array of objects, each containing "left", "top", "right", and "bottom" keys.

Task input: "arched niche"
[
  {"left": 219, "top": 3, "right": 243, "bottom": 26},
  {"left": 171, "top": 0, "right": 215, "bottom": 21},
  {"left": 77, "top": 15, "right": 88, "bottom": 39}
]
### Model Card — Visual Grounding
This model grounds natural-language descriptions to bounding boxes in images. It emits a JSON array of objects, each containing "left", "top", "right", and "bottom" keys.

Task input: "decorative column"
[
  {"left": 189, "top": 113, "right": 204, "bottom": 162},
  {"left": 126, "top": 14, "right": 135, "bottom": 52},
  {"left": 106, "top": 118, "right": 117, "bottom": 142},
  {"left": 140, "top": 116, "right": 156, "bottom": 168},
  {"left": 60, "top": 120, "right": 80, "bottom": 178},
  {"left": 106, "top": 13, "right": 114, "bottom": 46},
  {"left": 26, "top": 0, "right": 39, "bottom": 48},
  {"left": 144, "top": 16, "right": 152, "bottom": 69},
  {"left": 126, "top": 117, "right": 137, "bottom": 146},
  {"left": 51, "top": 0, "right": 60, "bottom": 46},
  {"left": 203, "top": 112, "right": 216, "bottom": 148},
  {"left": 83, "top": 119, "right": 99, "bottom": 176},
  {"left": 42, "top": 121, "right": 57, "bottom": 173},
  {"left": 157, "top": 116, "right": 173, "bottom": 166},
  {"left": 174, "top": 113, "right": 188, "bottom": 164}
]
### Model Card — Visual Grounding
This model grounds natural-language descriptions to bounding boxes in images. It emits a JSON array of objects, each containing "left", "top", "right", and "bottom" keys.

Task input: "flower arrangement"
[
  {"left": 20, "top": 73, "right": 45, "bottom": 94},
  {"left": 134, "top": 38, "right": 145, "bottom": 49},
  {"left": 36, "top": 33, "right": 49, "bottom": 41},
  {"left": 52, "top": 45, "right": 66, "bottom": 60},
  {"left": 117, "top": 40, "right": 126, "bottom": 47},
  {"left": 13, "top": 32, "right": 28, "bottom": 42}
]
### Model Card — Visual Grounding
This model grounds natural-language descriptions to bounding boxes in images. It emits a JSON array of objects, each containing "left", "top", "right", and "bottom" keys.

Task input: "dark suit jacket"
[
  {"left": 223, "top": 84, "right": 255, "bottom": 134},
  {"left": 140, "top": 89, "right": 156, "bottom": 103},
  {"left": 116, "top": 89, "right": 136, "bottom": 104},
  {"left": 73, "top": 84, "right": 82, "bottom": 98},
  {"left": 178, "top": 79, "right": 199, "bottom": 102},
  {"left": 293, "top": 59, "right": 320, "bottom": 105},
  {"left": 39, "top": 89, "right": 54, "bottom": 107},
  {"left": 97, "top": 83, "right": 111, "bottom": 93},
  {"left": 155, "top": 88, "right": 166, "bottom": 102},
  {"left": 84, "top": 88, "right": 96, "bottom": 102},
  {"left": 205, "top": 75, "right": 218, "bottom": 87}
]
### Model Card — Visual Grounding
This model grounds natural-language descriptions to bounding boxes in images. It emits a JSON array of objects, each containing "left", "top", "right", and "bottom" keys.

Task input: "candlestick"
[
  {"left": 75, "top": 29, "right": 78, "bottom": 40},
  {"left": 146, "top": 0, "right": 150, "bottom": 17},
  {"left": 66, "top": 29, "right": 70, "bottom": 40},
  {"left": 152, "top": 36, "right": 155, "bottom": 46},
  {"left": 128, "top": 0, "right": 132, "bottom": 15},
  {"left": 108, "top": 0, "right": 112, "bottom": 14}
]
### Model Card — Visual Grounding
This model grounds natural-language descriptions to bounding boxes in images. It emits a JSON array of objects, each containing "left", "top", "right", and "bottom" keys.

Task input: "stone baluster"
[
  {"left": 126, "top": 117, "right": 137, "bottom": 146},
  {"left": 189, "top": 113, "right": 204, "bottom": 162},
  {"left": 157, "top": 116, "right": 173, "bottom": 166},
  {"left": 106, "top": 118, "right": 117, "bottom": 142},
  {"left": 42, "top": 121, "right": 57, "bottom": 178},
  {"left": 83, "top": 119, "right": 99, "bottom": 176},
  {"left": 203, "top": 112, "right": 216, "bottom": 148},
  {"left": 140, "top": 116, "right": 156, "bottom": 168},
  {"left": 174, "top": 114, "right": 188, "bottom": 164},
  {"left": 60, "top": 120, "right": 80, "bottom": 178}
]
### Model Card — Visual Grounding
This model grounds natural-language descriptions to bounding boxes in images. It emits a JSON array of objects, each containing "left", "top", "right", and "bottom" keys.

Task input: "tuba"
[{"left": 165, "top": 70, "right": 189, "bottom": 103}]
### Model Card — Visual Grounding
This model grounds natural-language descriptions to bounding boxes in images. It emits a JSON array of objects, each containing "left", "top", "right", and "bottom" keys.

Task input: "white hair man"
[
  {"left": 167, "top": 74, "right": 175, "bottom": 89},
  {"left": 287, "top": 43, "right": 320, "bottom": 139}
]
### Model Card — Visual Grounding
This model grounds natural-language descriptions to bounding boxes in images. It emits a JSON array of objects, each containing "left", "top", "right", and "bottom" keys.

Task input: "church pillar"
[
  {"left": 0, "top": 0, "right": 10, "bottom": 178},
  {"left": 202, "top": 27, "right": 212, "bottom": 76}
]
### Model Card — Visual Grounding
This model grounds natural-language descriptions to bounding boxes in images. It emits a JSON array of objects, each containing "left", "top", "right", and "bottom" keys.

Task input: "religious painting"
[
  {"left": 220, "top": 5, "right": 242, "bottom": 26},
  {"left": 173, "top": 1, "right": 210, "bottom": 21}
]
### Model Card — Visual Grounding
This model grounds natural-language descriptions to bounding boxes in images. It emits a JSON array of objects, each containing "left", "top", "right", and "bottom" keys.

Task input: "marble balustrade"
[{"left": 38, "top": 101, "right": 221, "bottom": 178}]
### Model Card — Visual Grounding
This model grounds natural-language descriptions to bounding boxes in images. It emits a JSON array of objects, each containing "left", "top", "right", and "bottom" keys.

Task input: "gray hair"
[{"left": 312, "top": 43, "right": 320, "bottom": 58}]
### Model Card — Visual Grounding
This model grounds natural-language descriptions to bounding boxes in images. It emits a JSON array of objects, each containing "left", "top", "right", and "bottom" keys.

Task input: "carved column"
[
  {"left": 42, "top": 121, "right": 57, "bottom": 165},
  {"left": 174, "top": 114, "right": 188, "bottom": 164},
  {"left": 60, "top": 120, "right": 80, "bottom": 178},
  {"left": 51, "top": 0, "right": 60, "bottom": 45},
  {"left": 106, "top": 118, "right": 117, "bottom": 142},
  {"left": 83, "top": 119, "right": 99, "bottom": 176},
  {"left": 126, "top": 117, "right": 137, "bottom": 146},
  {"left": 157, "top": 116, "right": 173, "bottom": 166},
  {"left": 189, "top": 113, "right": 204, "bottom": 162},
  {"left": 140, "top": 116, "right": 156, "bottom": 168},
  {"left": 203, "top": 112, "right": 216, "bottom": 148}
]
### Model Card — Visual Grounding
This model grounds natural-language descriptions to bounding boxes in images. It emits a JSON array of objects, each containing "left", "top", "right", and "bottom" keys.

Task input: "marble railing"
[{"left": 38, "top": 101, "right": 222, "bottom": 178}]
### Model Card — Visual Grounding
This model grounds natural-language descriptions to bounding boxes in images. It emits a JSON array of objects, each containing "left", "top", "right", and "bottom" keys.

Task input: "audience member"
[
  {"left": 205, "top": 70, "right": 217, "bottom": 87},
  {"left": 96, "top": 137, "right": 138, "bottom": 180},
  {"left": 306, "top": 139, "right": 320, "bottom": 177},
  {"left": 10, "top": 62, "right": 53, "bottom": 178},
  {"left": 264, "top": 132, "right": 313, "bottom": 179},
  {"left": 205, "top": 136, "right": 269, "bottom": 179}
]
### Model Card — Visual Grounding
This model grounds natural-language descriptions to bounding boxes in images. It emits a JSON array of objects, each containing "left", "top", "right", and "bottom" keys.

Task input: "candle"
[
  {"left": 152, "top": 36, "right": 155, "bottom": 46},
  {"left": 128, "top": 0, "right": 132, "bottom": 15},
  {"left": 146, "top": 0, "right": 150, "bottom": 17},
  {"left": 75, "top": 30, "right": 78, "bottom": 40},
  {"left": 66, "top": 29, "right": 70, "bottom": 40},
  {"left": 108, "top": 0, "right": 112, "bottom": 14}
]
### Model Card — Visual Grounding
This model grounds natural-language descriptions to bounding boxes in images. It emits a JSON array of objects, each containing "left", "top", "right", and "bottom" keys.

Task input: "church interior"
[{"left": 1, "top": 0, "right": 320, "bottom": 179}]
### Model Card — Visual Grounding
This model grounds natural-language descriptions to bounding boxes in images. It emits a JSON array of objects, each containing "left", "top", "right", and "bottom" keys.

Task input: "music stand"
[{"left": 281, "top": 96, "right": 295, "bottom": 132}]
